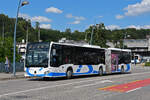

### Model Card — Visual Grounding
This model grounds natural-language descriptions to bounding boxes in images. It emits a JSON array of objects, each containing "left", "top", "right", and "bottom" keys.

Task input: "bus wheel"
[
  {"left": 99, "top": 67, "right": 103, "bottom": 76},
  {"left": 43, "top": 77, "right": 49, "bottom": 81},
  {"left": 66, "top": 69, "right": 73, "bottom": 79},
  {"left": 121, "top": 66, "right": 125, "bottom": 74}
]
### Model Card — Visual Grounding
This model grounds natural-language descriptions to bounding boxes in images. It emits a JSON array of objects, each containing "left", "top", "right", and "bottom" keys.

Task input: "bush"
[{"left": 145, "top": 62, "right": 150, "bottom": 66}]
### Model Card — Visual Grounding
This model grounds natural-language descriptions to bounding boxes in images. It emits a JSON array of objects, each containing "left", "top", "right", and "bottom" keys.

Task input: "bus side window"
[
  {"left": 62, "top": 46, "right": 73, "bottom": 64},
  {"left": 50, "top": 44, "right": 62, "bottom": 67}
]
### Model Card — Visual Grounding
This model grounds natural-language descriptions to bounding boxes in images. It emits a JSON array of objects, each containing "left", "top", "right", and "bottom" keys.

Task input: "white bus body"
[{"left": 25, "top": 42, "right": 131, "bottom": 78}]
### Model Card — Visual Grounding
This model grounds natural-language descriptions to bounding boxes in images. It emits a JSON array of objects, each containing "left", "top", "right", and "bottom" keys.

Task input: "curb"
[{"left": 0, "top": 75, "right": 25, "bottom": 81}]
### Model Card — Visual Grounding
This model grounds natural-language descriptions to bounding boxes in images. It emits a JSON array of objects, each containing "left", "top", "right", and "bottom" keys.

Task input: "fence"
[{"left": 0, "top": 62, "right": 24, "bottom": 73}]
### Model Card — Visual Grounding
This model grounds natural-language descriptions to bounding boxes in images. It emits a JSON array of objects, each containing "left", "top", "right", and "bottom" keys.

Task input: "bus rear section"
[{"left": 105, "top": 48, "right": 132, "bottom": 74}]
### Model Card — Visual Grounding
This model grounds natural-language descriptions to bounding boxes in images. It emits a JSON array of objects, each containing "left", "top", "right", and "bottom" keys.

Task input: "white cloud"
[
  {"left": 106, "top": 24, "right": 150, "bottom": 30},
  {"left": 74, "top": 16, "right": 85, "bottom": 21},
  {"left": 124, "top": 0, "right": 150, "bottom": 16},
  {"left": 31, "top": 16, "right": 52, "bottom": 22},
  {"left": 66, "top": 14, "right": 85, "bottom": 20},
  {"left": 46, "top": 7, "right": 63, "bottom": 14},
  {"left": 106, "top": 25, "right": 121, "bottom": 30},
  {"left": 142, "top": 25, "right": 150, "bottom": 29},
  {"left": 116, "top": 15, "right": 124, "bottom": 19},
  {"left": 66, "top": 14, "right": 85, "bottom": 24},
  {"left": 127, "top": 25, "right": 150, "bottom": 29},
  {"left": 19, "top": 13, "right": 52, "bottom": 23},
  {"left": 19, "top": 13, "right": 31, "bottom": 20},
  {"left": 98, "top": 16, "right": 103, "bottom": 18},
  {"left": 70, "top": 20, "right": 81, "bottom": 24},
  {"left": 66, "top": 14, "right": 73, "bottom": 18},
  {"left": 116, "top": 0, "right": 150, "bottom": 19},
  {"left": 40, "top": 24, "right": 51, "bottom": 29}
]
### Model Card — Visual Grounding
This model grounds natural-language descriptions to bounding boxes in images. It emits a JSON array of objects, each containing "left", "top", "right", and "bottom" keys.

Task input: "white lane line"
[
  {"left": 75, "top": 80, "right": 113, "bottom": 88},
  {"left": 126, "top": 87, "right": 142, "bottom": 93},
  {"left": 0, "top": 71, "right": 150, "bottom": 97},
  {"left": 0, "top": 79, "right": 112, "bottom": 97}
]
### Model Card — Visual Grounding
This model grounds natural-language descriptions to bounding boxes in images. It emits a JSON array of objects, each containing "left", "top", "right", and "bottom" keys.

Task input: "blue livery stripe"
[{"left": 26, "top": 68, "right": 66, "bottom": 77}]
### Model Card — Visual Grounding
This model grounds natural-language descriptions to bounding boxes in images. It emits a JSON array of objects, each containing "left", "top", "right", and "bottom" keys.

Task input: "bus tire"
[
  {"left": 99, "top": 67, "right": 103, "bottom": 76},
  {"left": 121, "top": 66, "right": 125, "bottom": 74},
  {"left": 66, "top": 69, "right": 73, "bottom": 79},
  {"left": 43, "top": 77, "right": 49, "bottom": 81}
]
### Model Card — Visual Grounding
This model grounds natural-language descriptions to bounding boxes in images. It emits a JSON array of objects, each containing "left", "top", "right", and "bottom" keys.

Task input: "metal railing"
[{"left": 0, "top": 62, "right": 24, "bottom": 73}]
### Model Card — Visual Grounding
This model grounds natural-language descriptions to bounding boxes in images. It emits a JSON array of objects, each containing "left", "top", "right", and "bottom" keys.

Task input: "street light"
[
  {"left": 123, "top": 32, "right": 130, "bottom": 49},
  {"left": 90, "top": 25, "right": 95, "bottom": 45},
  {"left": 13, "top": 0, "right": 29, "bottom": 76}
]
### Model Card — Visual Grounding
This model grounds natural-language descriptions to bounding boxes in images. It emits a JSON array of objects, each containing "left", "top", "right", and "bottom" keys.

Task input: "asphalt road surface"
[{"left": 0, "top": 65, "right": 150, "bottom": 100}]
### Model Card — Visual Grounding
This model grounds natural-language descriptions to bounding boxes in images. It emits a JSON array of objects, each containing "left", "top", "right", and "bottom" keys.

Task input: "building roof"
[{"left": 124, "top": 39, "right": 148, "bottom": 48}]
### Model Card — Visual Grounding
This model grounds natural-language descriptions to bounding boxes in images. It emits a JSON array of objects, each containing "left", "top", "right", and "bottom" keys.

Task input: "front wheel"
[
  {"left": 98, "top": 67, "right": 103, "bottom": 76},
  {"left": 66, "top": 70, "right": 73, "bottom": 79}
]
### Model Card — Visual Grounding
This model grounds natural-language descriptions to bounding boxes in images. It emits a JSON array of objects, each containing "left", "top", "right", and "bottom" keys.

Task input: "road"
[{"left": 0, "top": 65, "right": 150, "bottom": 100}]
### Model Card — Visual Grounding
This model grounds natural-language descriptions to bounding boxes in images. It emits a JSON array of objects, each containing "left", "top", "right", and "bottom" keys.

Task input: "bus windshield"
[{"left": 26, "top": 42, "right": 50, "bottom": 67}]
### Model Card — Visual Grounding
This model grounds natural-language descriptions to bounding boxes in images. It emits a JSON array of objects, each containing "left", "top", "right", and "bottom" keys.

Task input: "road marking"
[
  {"left": 99, "top": 78, "right": 150, "bottom": 93},
  {"left": 75, "top": 80, "right": 113, "bottom": 88},
  {"left": 99, "top": 85, "right": 117, "bottom": 90},
  {"left": 0, "top": 79, "right": 113, "bottom": 97},
  {"left": 0, "top": 71, "right": 150, "bottom": 97},
  {"left": 126, "top": 87, "right": 141, "bottom": 93}
]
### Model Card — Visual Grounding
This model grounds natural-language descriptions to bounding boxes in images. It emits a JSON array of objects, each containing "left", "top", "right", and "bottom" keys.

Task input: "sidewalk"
[{"left": 0, "top": 72, "right": 25, "bottom": 80}]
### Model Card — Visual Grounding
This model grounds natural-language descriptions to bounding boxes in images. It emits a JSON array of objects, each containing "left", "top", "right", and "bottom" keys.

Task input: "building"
[
  {"left": 107, "top": 36, "right": 150, "bottom": 61},
  {"left": 124, "top": 38, "right": 150, "bottom": 60},
  {"left": 16, "top": 39, "right": 26, "bottom": 62}
]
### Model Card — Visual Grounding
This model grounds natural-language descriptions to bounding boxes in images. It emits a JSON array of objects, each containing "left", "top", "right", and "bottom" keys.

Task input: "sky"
[{"left": 1, "top": 0, "right": 150, "bottom": 32}]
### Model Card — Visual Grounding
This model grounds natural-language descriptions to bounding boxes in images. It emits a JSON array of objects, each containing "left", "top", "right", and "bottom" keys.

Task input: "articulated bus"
[{"left": 25, "top": 42, "right": 131, "bottom": 79}]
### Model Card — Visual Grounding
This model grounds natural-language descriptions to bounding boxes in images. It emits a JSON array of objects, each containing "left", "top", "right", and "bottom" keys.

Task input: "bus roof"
[
  {"left": 52, "top": 42, "right": 106, "bottom": 50},
  {"left": 108, "top": 48, "right": 131, "bottom": 52}
]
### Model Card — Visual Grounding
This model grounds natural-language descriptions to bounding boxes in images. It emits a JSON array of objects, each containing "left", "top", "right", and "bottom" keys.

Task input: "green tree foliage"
[
  {"left": 0, "top": 37, "right": 21, "bottom": 62},
  {"left": 85, "top": 23, "right": 109, "bottom": 48},
  {"left": 1, "top": 13, "right": 150, "bottom": 62},
  {"left": 72, "top": 30, "right": 85, "bottom": 41}
]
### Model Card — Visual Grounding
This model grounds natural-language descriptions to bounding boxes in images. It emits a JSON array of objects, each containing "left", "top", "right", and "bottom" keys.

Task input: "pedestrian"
[{"left": 5, "top": 56, "right": 10, "bottom": 73}]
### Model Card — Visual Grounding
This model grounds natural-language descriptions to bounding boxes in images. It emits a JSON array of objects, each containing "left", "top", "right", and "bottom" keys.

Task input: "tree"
[
  {"left": 85, "top": 23, "right": 108, "bottom": 48},
  {"left": 64, "top": 28, "right": 72, "bottom": 40},
  {"left": 0, "top": 37, "right": 21, "bottom": 62},
  {"left": 72, "top": 30, "right": 85, "bottom": 41}
]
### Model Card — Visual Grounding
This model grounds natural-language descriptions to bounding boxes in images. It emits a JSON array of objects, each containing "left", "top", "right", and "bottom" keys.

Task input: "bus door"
[
  {"left": 105, "top": 49, "right": 111, "bottom": 74},
  {"left": 111, "top": 53, "right": 119, "bottom": 72}
]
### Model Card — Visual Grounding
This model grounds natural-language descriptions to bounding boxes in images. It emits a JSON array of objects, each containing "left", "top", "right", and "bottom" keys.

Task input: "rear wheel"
[
  {"left": 121, "top": 66, "right": 125, "bottom": 74},
  {"left": 66, "top": 69, "right": 73, "bottom": 79},
  {"left": 99, "top": 67, "right": 103, "bottom": 76}
]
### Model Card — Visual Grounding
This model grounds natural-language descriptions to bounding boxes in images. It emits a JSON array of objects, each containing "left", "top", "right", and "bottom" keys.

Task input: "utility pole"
[
  {"left": 38, "top": 27, "right": 40, "bottom": 42},
  {"left": 84, "top": 32, "right": 87, "bottom": 41},
  {"left": 2, "top": 22, "right": 4, "bottom": 45},
  {"left": 123, "top": 33, "right": 126, "bottom": 49},
  {"left": 26, "top": 24, "right": 28, "bottom": 44},
  {"left": 90, "top": 25, "right": 95, "bottom": 45}
]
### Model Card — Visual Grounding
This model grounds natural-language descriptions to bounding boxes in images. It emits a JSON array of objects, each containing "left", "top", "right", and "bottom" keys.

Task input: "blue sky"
[{"left": 1, "top": 0, "right": 150, "bottom": 31}]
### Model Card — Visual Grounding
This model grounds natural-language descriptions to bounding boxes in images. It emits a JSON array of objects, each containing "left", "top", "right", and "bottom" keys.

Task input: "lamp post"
[
  {"left": 90, "top": 25, "right": 95, "bottom": 45},
  {"left": 123, "top": 32, "right": 130, "bottom": 49},
  {"left": 13, "top": 0, "right": 29, "bottom": 76},
  {"left": 2, "top": 22, "right": 4, "bottom": 45}
]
